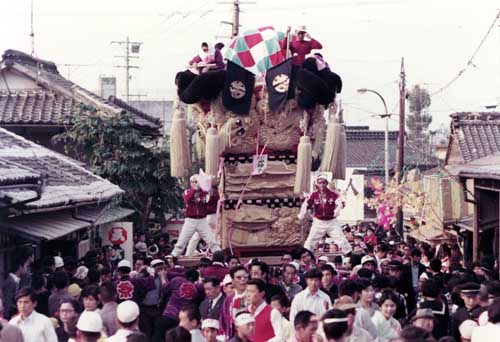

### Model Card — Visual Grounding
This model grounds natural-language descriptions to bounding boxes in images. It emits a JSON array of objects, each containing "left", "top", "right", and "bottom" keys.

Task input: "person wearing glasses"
[{"left": 220, "top": 266, "right": 250, "bottom": 340}]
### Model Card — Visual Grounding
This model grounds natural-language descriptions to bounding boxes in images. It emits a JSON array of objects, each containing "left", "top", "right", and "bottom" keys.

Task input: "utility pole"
[
  {"left": 111, "top": 36, "right": 142, "bottom": 101},
  {"left": 218, "top": 0, "right": 255, "bottom": 38},
  {"left": 396, "top": 57, "right": 406, "bottom": 236}
]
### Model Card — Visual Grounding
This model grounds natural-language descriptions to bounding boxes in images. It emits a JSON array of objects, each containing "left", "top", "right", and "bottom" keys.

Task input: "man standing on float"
[
  {"left": 304, "top": 175, "right": 352, "bottom": 253},
  {"left": 171, "top": 174, "right": 221, "bottom": 257}
]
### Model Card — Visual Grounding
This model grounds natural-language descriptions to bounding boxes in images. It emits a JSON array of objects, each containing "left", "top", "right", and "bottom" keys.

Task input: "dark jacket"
[
  {"left": 200, "top": 293, "right": 225, "bottom": 320},
  {"left": 450, "top": 305, "right": 487, "bottom": 341},
  {"left": 419, "top": 299, "right": 449, "bottom": 339},
  {"left": 1, "top": 274, "right": 19, "bottom": 319}
]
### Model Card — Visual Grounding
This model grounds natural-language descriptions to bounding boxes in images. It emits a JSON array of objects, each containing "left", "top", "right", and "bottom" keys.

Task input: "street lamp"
[{"left": 357, "top": 88, "right": 391, "bottom": 186}]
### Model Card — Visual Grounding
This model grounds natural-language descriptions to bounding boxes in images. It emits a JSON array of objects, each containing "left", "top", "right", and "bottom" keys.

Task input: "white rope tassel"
[
  {"left": 320, "top": 117, "right": 346, "bottom": 179},
  {"left": 294, "top": 135, "right": 312, "bottom": 194},
  {"left": 205, "top": 127, "right": 220, "bottom": 177},
  {"left": 170, "top": 101, "right": 191, "bottom": 177}
]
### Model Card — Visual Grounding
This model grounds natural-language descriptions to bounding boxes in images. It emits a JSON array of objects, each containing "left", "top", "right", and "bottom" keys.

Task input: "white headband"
[
  {"left": 235, "top": 313, "right": 255, "bottom": 326},
  {"left": 324, "top": 317, "right": 348, "bottom": 324}
]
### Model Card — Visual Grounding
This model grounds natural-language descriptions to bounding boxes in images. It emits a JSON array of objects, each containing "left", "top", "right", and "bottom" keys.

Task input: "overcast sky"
[{"left": 1, "top": 0, "right": 499, "bottom": 131}]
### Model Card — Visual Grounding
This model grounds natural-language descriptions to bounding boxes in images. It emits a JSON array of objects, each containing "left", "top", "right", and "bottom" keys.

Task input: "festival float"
[{"left": 170, "top": 26, "right": 344, "bottom": 256}]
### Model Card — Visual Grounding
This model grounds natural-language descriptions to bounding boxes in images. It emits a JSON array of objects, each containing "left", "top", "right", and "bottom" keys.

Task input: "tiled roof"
[
  {"left": 450, "top": 112, "right": 500, "bottom": 163},
  {"left": 346, "top": 127, "right": 438, "bottom": 169},
  {"left": 0, "top": 50, "right": 161, "bottom": 132},
  {"left": 0, "top": 157, "right": 40, "bottom": 186},
  {"left": 0, "top": 90, "right": 85, "bottom": 125},
  {"left": 0, "top": 127, "right": 123, "bottom": 211}
]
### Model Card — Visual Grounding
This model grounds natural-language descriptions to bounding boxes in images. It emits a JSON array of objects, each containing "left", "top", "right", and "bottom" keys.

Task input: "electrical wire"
[{"left": 430, "top": 10, "right": 500, "bottom": 97}]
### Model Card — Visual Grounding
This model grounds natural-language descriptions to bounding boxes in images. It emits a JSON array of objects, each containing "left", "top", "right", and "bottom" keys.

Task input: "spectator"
[
  {"left": 153, "top": 268, "right": 200, "bottom": 342},
  {"left": 139, "top": 259, "right": 167, "bottom": 340},
  {"left": 202, "top": 251, "right": 229, "bottom": 282},
  {"left": 245, "top": 279, "right": 284, "bottom": 342},
  {"left": 0, "top": 298, "right": 23, "bottom": 342},
  {"left": 56, "top": 299, "right": 81, "bottom": 342},
  {"left": 2, "top": 257, "right": 28, "bottom": 319},
  {"left": 450, "top": 283, "right": 485, "bottom": 341},
  {"left": 270, "top": 295, "right": 292, "bottom": 340},
  {"left": 226, "top": 255, "right": 241, "bottom": 269},
  {"left": 9, "top": 287, "right": 58, "bottom": 342},
  {"left": 320, "top": 264, "right": 338, "bottom": 303},
  {"left": 200, "top": 277, "right": 225, "bottom": 320},
  {"left": 279, "top": 263, "right": 303, "bottom": 301},
  {"left": 201, "top": 318, "right": 219, "bottom": 342},
  {"left": 81, "top": 285, "right": 101, "bottom": 314},
  {"left": 220, "top": 266, "right": 249, "bottom": 339},
  {"left": 290, "top": 269, "right": 332, "bottom": 324},
  {"left": 48, "top": 270, "right": 72, "bottom": 317},
  {"left": 178, "top": 305, "right": 203, "bottom": 342},
  {"left": 32, "top": 273, "right": 50, "bottom": 316},
  {"left": 107, "top": 300, "right": 141, "bottom": 342},
  {"left": 292, "top": 310, "right": 321, "bottom": 342},
  {"left": 75, "top": 311, "right": 103, "bottom": 342},
  {"left": 228, "top": 311, "right": 255, "bottom": 342},
  {"left": 419, "top": 278, "right": 449, "bottom": 339},
  {"left": 250, "top": 261, "right": 286, "bottom": 303},
  {"left": 471, "top": 298, "right": 500, "bottom": 340},
  {"left": 100, "top": 281, "right": 119, "bottom": 337},
  {"left": 332, "top": 296, "right": 373, "bottom": 342},
  {"left": 322, "top": 309, "right": 349, "bottom": 342},
  {"left": 357, "top": 279, "right": 378, "bottom": 317},
  {"left": 164, "top": 326, "right": 191, "bottom": 342},
  {"left": 410, "top": 308, "right": 435, "bottom": 333},
  {"left": 371, "top": 290, "right": 401, "bottom": 341}
]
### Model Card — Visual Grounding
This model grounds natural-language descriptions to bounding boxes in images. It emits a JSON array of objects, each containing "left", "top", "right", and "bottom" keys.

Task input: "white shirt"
[
  {"left": 9, "top": 310, "right": 57, "bottom": 342},
  {"left": 471, "top": 323, "right": 500, "bottom": 342},
  {"left": 9, "top": 273, "right": 20, "bottom": 284},
  {"left": 250, "top": 302, "right": 285, "bottom": 342},
  {"left": 190, "top": 328, "right": 205, "bottom": 342},
  {"left": 210, "top": 292, "right": 223, "bottom": 309},
  {"left": 290, "top": 288, "right": 332, "bottom": 324},
  {"left": 106, "top": 328, "right": 134, "bottom": 342}
]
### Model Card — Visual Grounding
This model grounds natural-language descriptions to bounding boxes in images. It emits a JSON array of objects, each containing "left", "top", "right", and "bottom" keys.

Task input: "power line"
[{"left": 430, "top": 10, "right": 500, "bottom": 97}]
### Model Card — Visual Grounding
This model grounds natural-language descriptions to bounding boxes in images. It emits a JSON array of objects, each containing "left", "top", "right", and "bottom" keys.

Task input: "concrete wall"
[{"left": 128, "top": 100, "right": 173, "bottom": 133}]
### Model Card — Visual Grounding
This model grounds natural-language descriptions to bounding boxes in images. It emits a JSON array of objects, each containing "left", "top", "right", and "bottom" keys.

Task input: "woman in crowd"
[{"left": 371, "top": 290, "right": 402, "bottom": 341}]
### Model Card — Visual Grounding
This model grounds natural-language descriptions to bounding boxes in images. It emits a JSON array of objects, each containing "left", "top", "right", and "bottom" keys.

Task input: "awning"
[
  {"left": 0, "top": 206, "right": 134, "bottom": 242},
  {"left": 407, "top": 225, "right": 457, "bottom": 243}
]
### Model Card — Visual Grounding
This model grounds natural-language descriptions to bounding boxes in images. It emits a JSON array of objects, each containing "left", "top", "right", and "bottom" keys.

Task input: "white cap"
[
  {"left": 222, "top": 274, "right": 232, "bottom": 286},
  {"left": 459, "top": 319, "right": 478, "bottom": 339},
  {"left": 318, "top": 255, "right": 329, "bottom": 262},
  {"left": 117, "top": 300, "right": 140, "bottom": 323},
  {"left": 202, "top": 318, "right": 220, "bottom": 330},
  {"left": 76, "top": 311, "right": 103, "bottom": 333},
  {"left": 118, "top": 260, "right": 132, "bottom": 270},
  {"left": 235, "top": 313, "right": 255, "bottom": 327},
  {"left": 295, "top": 24, "right": 307, "bottom": 32},
  {"left": 150, "top": 259, "right": 165, "bottom": 267},
  {"left": 289, "top": 261, "right": 300, "bottom": 272},
  {"left": 54, "top": 256, "right": 64, "bottom": 268},
  {"left": 361, "top": 255, "right": 375, "bottom": 265}
]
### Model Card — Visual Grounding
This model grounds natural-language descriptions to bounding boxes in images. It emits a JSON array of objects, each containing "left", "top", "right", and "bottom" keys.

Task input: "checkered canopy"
[{"left": 225, "top": 26, "right": 288, "bottom": 75}]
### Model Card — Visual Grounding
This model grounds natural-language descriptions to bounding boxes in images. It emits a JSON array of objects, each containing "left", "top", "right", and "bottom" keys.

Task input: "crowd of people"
[{"left": 1, "top": 225, "right": 500, "bottom": 342}]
